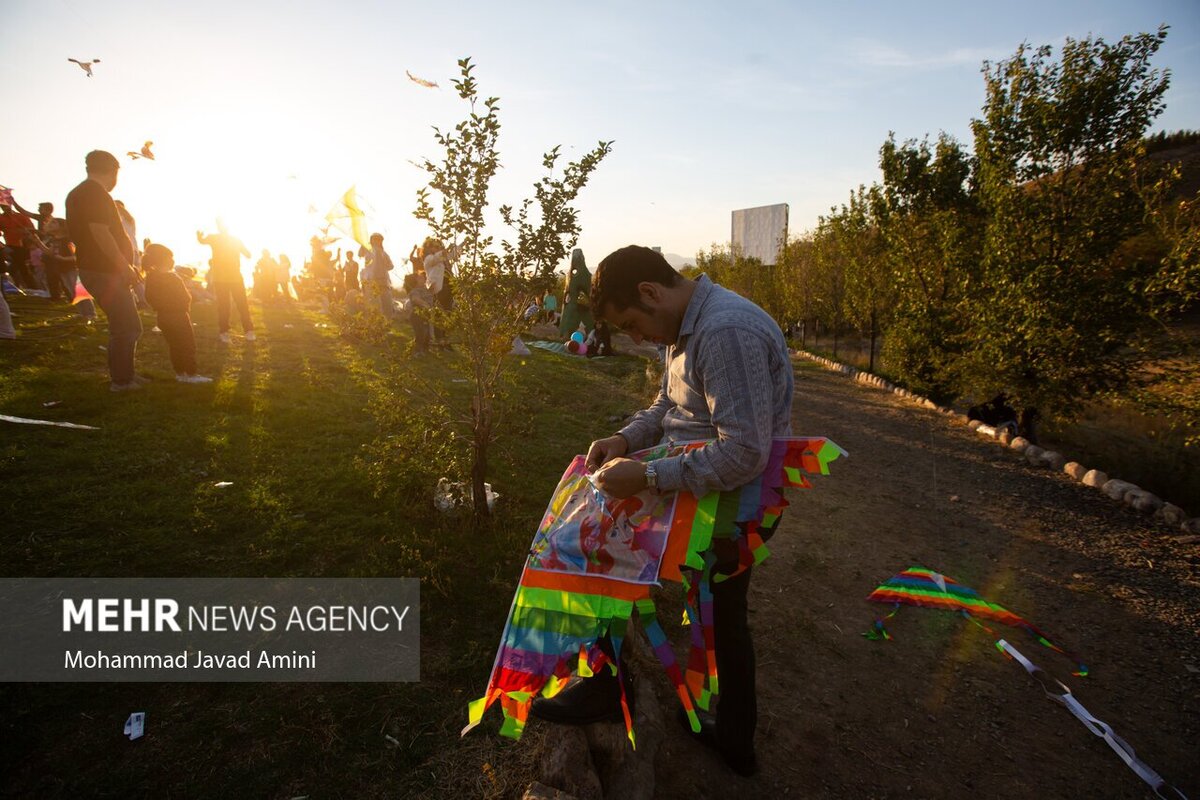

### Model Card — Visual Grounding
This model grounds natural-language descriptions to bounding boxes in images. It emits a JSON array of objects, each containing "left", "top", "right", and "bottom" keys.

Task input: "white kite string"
[
  {"left": 1, "top": 414, "right": 98, "bottom": 430},
  {"left": 995, "top": 639, "right": 1188, "bottom": 799}
]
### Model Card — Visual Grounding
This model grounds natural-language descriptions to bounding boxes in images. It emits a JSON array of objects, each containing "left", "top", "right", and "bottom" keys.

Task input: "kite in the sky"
[
  {"left": 464, "top": 436, "right": 847, "bottom": 744},
  {"left": 126, "top": 142, "right": 155, "bottom": 160},
  {"left": 325, "top": 186, "right": 371, "bottom": 249},
  {"left": 406, "top": 70, "right": 438, "bottom": 89},
  {"left": 67, "top": 58, "right": 101, "bottom": 77}
]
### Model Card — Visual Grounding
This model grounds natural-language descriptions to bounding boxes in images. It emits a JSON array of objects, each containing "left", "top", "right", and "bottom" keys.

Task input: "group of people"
[
  {"left": 3, "top": 151, "right": 283, "bottom": 386},
  {"left": 0, "top": 199, "right": 79, "bottom": 305},
  {"left": 251, "top": 249, "right": 294, "bottom": 304},
  {"left": 3, "top": 149, "right": 468, "bottom": 383},
  {"left": 51, "top": 149, "right": 215, "bottom": 387},
  {"left": 326, "top": 233, "right": 457, "bottom": 356},
  {"left": 519, "top": 250, "right": 613, "bottom": 357},
  {"left": 8, "top": 153, "right": 807, "bottom": 780}
]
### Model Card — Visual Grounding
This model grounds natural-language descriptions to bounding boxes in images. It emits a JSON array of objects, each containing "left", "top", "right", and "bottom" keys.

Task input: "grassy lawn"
[{"left": 0, "top": 293, "right": 656, "bottom": 798}]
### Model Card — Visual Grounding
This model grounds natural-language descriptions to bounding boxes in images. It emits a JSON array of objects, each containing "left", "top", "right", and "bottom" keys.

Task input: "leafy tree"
[
  {"left": 415, "top": 58, "right": 612, "bottom": 518},
  {"left": 963, "top": 26, "right": 1173, "bottom": 422},
  {"left": 1138, "top": 159, "right": 1200, "bottom": 312},
  {"left": 1133, "top": 150, "right": 1200, "bottom": 444},
  {"left": 500, "top": 143, "right": 613, "bottom": 283},
  {"left": 876, "top": 132, "right": 980, "bottom": 398},
  {"left": 810, "top": 208, "right": 852, "bottom": 357},
  {"left": 777, "top": 234, "right": 818, "bottom": 347},
  {"left": 694, "top": 244, "right": 762, "bottom": 297},
  {"left": 839, "top": 185, "right": 892, "bottom": 372},
  {"left": 415, "top": 59, "right": 501, "bottom": 274}
]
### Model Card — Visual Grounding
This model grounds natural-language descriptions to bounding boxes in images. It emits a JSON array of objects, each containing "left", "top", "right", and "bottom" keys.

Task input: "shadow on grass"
[{"left": 1, "top": 297, "right": 653, "bottom": 798}]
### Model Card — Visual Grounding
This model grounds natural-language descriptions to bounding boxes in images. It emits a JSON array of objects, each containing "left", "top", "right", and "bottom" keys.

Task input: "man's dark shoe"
[
  {"left": 530, "top": 671, "right": 631, "bottom": 726},
  {"left": 676, "top": 707, "right": 758, "bottom": 777}
]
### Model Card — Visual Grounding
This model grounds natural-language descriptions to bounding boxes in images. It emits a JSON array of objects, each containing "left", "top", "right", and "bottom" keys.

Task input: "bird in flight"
[
  {"left": 68, "top": 58, "right": 101, "bottom": 77},
  {"left": 406, "top": 70, "right": 438, "bottom": 89},
  {"left": 127, "top": 142, "right": 155, "bottom": 160}
]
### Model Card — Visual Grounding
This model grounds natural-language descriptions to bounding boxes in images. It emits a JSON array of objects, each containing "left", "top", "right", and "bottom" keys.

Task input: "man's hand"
[
  {"left": 585, "top": 434, "right": 628, "bottom": 473},
  {"left": 592, "top": 457, "right": 647, "bottom": 499}
]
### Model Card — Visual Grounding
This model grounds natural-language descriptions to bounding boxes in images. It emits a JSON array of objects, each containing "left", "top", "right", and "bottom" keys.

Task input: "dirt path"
[{"left": 651, "top": 361, "right": 1199, "bottom": 799}]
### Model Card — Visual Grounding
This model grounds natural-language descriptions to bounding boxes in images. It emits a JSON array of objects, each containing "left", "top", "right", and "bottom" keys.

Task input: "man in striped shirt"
[{"left": 532, "top": 245, "right": 794, "bottom": 777}]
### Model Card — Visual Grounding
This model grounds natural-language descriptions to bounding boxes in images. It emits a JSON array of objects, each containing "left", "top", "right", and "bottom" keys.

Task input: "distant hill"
[
  {"left": 662, "top": 252, "right": 695, "bottom": 270},
  {"left": 1148, "top": 142, "right": 1200, "bottom": 199}
]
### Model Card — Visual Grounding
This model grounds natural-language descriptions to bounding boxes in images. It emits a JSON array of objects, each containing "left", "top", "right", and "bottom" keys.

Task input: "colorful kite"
[
  {"left": 406, "top": 70, "right": 438, "bottom": 89},
  {"left": 864, "top": 567, "right": 1189, "bottom": 798},
  {"left": 464, "top": 436, "right": 847, "bottom": 744},
  {"left": 324, "top": 186, "right": 371, "bottom": 250},
  {"left": 863, "top": 566, "right": 1087, "bottom": 676},
  {"left": 68, "top": 58, "right": 100, "bottom": 77},
  {"left": 126, "top": 141, "right": 155, "bottom": 160},
  {"left": 72, "top": 279, "right": 93, "bottom": 306}
]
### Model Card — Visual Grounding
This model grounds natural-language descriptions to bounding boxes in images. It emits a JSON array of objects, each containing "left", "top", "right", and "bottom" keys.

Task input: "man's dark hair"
[
  {"left": 591, "top": 245, "right": 682, "bottom": 317},
  {"left": 85, "top": 150, "right": 120, "bottom": 174}
]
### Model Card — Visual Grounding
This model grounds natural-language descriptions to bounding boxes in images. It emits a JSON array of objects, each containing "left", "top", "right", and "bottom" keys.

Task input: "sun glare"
[{"left": 114, "top": 111, "right": 375, "bottom": 280}]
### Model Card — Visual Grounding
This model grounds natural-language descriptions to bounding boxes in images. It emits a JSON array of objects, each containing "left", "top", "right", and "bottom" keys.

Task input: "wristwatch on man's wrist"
[{"left": 644, "top": 462, "right": 657, "bottom": 490}]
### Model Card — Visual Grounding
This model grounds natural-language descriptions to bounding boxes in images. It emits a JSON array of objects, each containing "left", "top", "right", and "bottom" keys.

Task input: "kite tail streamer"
[
  {"left": 962, "top": 610, "right": 1088, "bottom": 677},
  {"left": 606, "top": 614, "right": 637, "bottom": 749},
  {"left": 863, "top": 603, "right": 900, "bottom": 641},
  {"left": 637, "top": 597, "right": 701, "bottom": 732},
  {"left": 996, "top": 640, "right": 1187, "bottom": 799}
]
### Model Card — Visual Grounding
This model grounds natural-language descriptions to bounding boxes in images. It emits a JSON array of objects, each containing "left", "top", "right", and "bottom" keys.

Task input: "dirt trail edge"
[{"left": 647, "top": 360, "right": 1199, "bottom": 799}]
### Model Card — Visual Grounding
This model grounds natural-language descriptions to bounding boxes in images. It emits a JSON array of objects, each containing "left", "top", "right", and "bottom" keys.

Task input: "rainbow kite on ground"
[
  {"left": 862, "top": 569, "right": 1196, "bottom": 797},
  {"left": 864, "top": 566, "right": 1087, "bottom": 676},
  {"left": 464, "top": 436, "right": 847, "bottom": 745}
]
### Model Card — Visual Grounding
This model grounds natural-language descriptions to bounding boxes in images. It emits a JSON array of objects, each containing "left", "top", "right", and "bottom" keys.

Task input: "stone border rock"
[
  {"left": 524, "top": 626, "right": 664, "bottom": 800},
  {"left": 793, "top": 349, "right": 1199, "bottom": 536}
]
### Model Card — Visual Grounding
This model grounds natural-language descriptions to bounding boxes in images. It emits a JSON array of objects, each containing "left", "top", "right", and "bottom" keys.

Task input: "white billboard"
[{"left": 731, "top": 203, "right": 788, "bottom": 266}]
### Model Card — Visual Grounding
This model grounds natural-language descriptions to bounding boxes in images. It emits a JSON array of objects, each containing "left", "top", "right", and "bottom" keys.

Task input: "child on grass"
[{"left": 143, "top": 243, "right": 212, "bottom": 384}]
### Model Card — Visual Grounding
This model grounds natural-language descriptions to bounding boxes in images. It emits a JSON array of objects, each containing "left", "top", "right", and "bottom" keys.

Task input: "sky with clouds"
[{"left": 2, "top": 0, "right": 1197, "bottom": 273}]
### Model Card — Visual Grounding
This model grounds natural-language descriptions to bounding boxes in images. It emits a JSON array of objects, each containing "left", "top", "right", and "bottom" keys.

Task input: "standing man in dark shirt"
[
  {"left": 197, "top": 219, "right": 255, "bottom": 343},
  {"left": 65, "top": 150, "right": 144, "bottom": 392}
]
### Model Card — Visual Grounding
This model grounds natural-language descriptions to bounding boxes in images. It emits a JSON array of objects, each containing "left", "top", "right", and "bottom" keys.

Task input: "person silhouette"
[{"left": 197, "top": 218, "right": 255, "bottom": 342}]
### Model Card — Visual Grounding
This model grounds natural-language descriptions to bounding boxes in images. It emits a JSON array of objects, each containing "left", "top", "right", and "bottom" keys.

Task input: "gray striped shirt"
[{"left": 617, "top": 275, "right": 794, "bottom": 497}]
